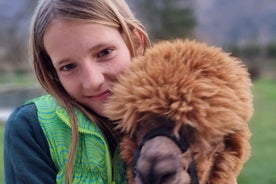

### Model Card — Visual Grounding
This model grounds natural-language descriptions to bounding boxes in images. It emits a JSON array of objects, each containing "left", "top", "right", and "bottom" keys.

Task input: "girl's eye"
[
  {"left": 60, "top": 63, "right": 76, "bottom": 71},
  {"left": 97, "top": 48, "right": 113, "bottom": 58}
]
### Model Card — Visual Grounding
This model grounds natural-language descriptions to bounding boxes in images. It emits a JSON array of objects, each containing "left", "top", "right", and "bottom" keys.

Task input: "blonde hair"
[{"left": 30, "top": 0, "right": 150, "bottom": 183}]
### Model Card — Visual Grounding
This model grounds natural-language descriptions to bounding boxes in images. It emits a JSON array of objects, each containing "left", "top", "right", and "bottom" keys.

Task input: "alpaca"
[{"left": 104, "top": 39, "right": 253, "bottom": 184}]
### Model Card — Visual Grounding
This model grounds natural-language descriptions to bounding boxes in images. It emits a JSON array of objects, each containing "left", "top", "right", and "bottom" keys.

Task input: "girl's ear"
[{"left": 132, "top": 29, "right": 145, "bottom": 56}]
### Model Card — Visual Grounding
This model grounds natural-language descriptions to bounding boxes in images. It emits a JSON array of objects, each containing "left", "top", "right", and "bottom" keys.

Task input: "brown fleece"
[{"left": 104, "top": 39, "right": 253, "bottom": 184}]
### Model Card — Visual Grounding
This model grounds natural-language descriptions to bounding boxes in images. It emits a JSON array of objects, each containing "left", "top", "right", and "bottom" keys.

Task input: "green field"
[
  {"left": 238, "top": 79, "right": 276, "bottom": 183},
  {"left": 1, "top": 79, "right": 276, "bottom": 183},
  {"left": 0, "top": 124, "right": 4, "bottom": 183}
]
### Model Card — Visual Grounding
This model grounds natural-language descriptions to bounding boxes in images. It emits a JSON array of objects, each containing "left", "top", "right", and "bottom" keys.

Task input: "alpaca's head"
[{"left": 104, "top": 39, "right": 253, "bottom": 183}]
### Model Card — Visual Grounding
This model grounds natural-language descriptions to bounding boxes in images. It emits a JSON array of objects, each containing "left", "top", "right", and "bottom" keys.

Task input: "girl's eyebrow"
[
  {"left": 89, "top": 43, "right": 110, "bottom": 52},
  {"left": 54, "top": 58, "right": 72, "bottom": 67},
  {"left": 54, "top": 41, "right": 117, "bottom": 66},
  {"left": 90, "top": 40, "right": 117, "bottom": 51},
  {"left": 88, "top": 40, "right": 118, "bottom": 56}
]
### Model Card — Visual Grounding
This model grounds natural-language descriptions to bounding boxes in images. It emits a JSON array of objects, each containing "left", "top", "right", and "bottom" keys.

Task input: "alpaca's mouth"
[{"left": 133, "top": 126, "right": 199, "bottom": 184}]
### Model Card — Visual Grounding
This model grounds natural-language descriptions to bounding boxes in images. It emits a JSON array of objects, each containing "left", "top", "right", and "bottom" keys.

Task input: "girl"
[{"left": 4, "top": 0, "right": 150, "bottom": 183}]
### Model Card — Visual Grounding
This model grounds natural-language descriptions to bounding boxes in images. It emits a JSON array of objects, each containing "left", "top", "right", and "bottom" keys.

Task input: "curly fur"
[{"left": 104, "top": 39, "right": 253, "bottom": 184}]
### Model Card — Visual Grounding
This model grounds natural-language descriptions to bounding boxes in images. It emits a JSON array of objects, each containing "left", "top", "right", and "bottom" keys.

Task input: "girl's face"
[{"left": 44, "top": 19, "right": 132, "bottom": 116}]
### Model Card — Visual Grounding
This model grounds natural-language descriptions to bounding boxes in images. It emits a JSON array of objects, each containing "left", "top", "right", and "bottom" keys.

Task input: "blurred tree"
[
  {"left": 267, "top": 43, "right": 276, "bottom": 58},
  {"left": 134, "top": 0, "right": 196, "bottom": 42},
  {"left": 0, "top": 0, "right": 37, "bottom": 72}
]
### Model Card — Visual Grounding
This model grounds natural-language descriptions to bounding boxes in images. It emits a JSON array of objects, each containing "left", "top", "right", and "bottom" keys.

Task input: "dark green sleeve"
[{"left": 4, "top": 103, "right": 57, "bottom": 183}]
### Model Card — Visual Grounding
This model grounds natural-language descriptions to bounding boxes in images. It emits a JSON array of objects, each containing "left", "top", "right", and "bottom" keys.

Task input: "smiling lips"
[{"left": 86, "top": 90, "right": 111, "bottom": 101}]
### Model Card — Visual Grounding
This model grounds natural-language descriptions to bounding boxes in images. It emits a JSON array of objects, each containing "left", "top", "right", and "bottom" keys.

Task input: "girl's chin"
[{"left": 86, "top": 104, "right": 105, "bottom": 116}]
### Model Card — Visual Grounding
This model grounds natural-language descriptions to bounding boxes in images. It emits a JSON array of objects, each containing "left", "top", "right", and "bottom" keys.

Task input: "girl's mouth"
[{"left": 86, "top": 90, "right": 111, "bottom": 101}]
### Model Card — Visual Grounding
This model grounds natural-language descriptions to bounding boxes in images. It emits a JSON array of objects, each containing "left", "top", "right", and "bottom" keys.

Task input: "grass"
[
  {"left": 0, "top": 124, "right": 4, "bottom": 183},
  {"left": 0, "top": 72, "right": 38, "bottom": 86},
  {"left": 238, "top": 79, "right": 276, "bottom": 183},
  {"left": 0, "top": 79, "right": 276, "bottom": 183}
]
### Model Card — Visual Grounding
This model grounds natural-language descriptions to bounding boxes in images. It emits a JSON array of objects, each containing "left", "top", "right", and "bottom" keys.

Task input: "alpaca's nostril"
[
  {"left": 159, "top": 171, "right": 177, "bottom": 184},
  {"left": 135, "top": 166, "right": 178, "bottom": 184}
]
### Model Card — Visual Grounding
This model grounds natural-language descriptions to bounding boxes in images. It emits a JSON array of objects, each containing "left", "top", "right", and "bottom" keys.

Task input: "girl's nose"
[{"left": 81, "top": 63, "right": 104, "bottom": 90}]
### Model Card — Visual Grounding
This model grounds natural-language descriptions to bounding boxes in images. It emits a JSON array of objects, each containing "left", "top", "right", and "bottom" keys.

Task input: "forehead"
[
  {"left": 44, "top": 18, "right": 120, "bottom": 39},
  {"left": 44, "top": 19, "right": 123, "bottom": 50},
  {"left": 42, "top": 18, "right": 128, "bottom": 65}
]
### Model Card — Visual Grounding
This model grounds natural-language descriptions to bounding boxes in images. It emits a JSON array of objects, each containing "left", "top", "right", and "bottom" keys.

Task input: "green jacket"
[{"left": 32, "top": 95, "right": 126, "bottom": 184}]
